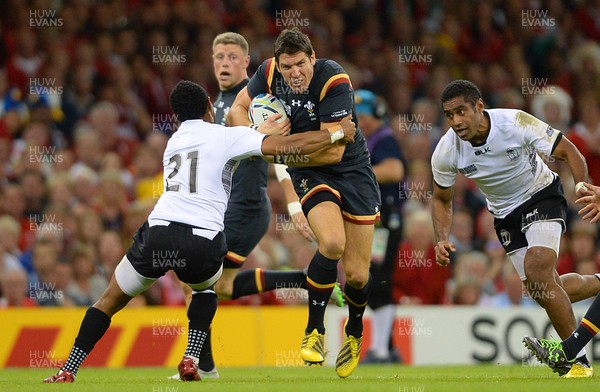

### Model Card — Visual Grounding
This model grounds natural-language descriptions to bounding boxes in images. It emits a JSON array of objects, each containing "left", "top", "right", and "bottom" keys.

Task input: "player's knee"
[
  {"left": 318, "top": 237, "right": 345, "bottom": 260},
  {"left": 344, "top": 269, "right": 369, "bottom": 289},
  {"left": 215, "top": 280, "right": 233, "bottom": 301},
  {"left": 524, "top": 249, "right": 555, "bottom": 279}
]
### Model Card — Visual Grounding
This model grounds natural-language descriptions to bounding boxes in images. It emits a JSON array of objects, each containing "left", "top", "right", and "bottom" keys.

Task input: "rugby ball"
[{"left": 248, "top": 93, "right": 288, "bottom": 125}]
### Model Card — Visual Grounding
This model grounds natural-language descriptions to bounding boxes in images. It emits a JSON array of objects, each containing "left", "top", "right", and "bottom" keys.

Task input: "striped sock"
[
  {"left": 344, "top": 275, "right": 372, "bottom": 338},
  {"left": 562, "top": 293, "right": 600, "bottom": 360},
  {"left": 231, "top": 268, "right": 307, "bottom": 299},
  {"left": 306, "top": 252, "right": 338, "bottom": 334}
]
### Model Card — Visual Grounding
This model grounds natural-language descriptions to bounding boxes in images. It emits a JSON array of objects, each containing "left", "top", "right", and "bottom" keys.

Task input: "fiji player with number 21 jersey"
[{"left": 43, "top": 80, "right": 357, "bottom": 383}]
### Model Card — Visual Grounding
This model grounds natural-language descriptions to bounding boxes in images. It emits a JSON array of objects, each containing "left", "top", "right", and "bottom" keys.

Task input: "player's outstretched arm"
[
  {"left": 575, "top": 182, "right": 600, "bottom": 223},
  {"left": 432, "top": 181, "right": 456, "bottom": 266},
  {"left": 282, "top": 120, "right": 351, "bottom": 167},
  {"left": 262, "top": 116, "right": 355, "bottom": 157},
  {"left": 551, "top": 135, "right": 590, "bottom": 197}
]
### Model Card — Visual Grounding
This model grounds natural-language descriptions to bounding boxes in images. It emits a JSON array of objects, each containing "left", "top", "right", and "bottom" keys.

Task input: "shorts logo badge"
[
  {"left": 500, "top": 229, "right": 511, "bottom": 246},
  {"left": 300, "top": 178, "right": 309, "bottom": 194}
]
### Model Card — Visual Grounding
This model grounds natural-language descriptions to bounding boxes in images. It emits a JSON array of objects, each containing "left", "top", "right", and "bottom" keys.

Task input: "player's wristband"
[
  {"left": 274, "top": 163, "right": 291, "bottom": 182},
  {"left": 287, "top": 201, "right": 302, "bottom": 216},
  {"left": 575, "top": 181, "right": 588, "bottom": 194},
  {"left": 249, "top": 123, "right": 259, "bottom": 131},
  {"left": 328, "top": 124, "right": 344, "bottom": 143}
]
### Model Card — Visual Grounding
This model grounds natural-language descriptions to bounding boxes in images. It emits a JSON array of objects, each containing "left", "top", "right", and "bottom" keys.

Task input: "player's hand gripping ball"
[{"left": 248, "top": 93, "right": 288, "bottom": 125}]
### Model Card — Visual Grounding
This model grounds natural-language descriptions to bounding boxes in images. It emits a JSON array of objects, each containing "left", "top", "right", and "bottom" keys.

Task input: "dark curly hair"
[
  {"left": 440, "top": 80, "right": 482, "bottom": 107},
  {"left": 169, "top": 80, "right": 209, "bottom": 122}
]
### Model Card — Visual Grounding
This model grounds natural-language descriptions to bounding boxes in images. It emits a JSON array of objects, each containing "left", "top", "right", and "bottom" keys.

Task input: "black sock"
[
  {"left": 185, "top": 291, "right": 217, "bottom": 359},
  {"left": 563, "top": 294, "right": 600, "bottom": 360},
  {"left": 231, "top": 268, "right": 307, "bottom": 299},
  {"left": 198, "top": 326, "right": 214, "bottom": 371},
  {"left": 344, "top": 275, "right": 372, "bottom": 338},
  {"left": 306, "top": 252, "right": 338, "bottom": 334},
  {"left": 62, "top": 307, "right": 111, "bottom": 374}
]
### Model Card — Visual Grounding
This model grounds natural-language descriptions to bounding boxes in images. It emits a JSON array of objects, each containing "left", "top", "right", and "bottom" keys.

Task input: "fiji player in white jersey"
[
  {"left": 43, "top": 80, "right": 357, "bottom": 383},
  {"left": 431, "top": 80, "right": 598, "bottom": 378}
]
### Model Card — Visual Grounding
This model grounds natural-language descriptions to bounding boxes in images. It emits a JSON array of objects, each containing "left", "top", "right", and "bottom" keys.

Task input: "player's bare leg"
[
  {"left": 560, "top": 272, "right": 600, "bottom": 303},
  {"left": 44, "top": 274, "right": 133, "bottom": 382},
  {"left": 336, "top": 221, "right": 373, "bottom": 378},
  {"left": 215, "top": 268, "right": 239, "bottom": 300},
  {"left": 181, "top": 282, "right": 193, "bottom": 307},
  {"left": 524, "top": 246, "right": 576, "bottom": 339},
  {"left": 93, "top": 274, "right": 135, "bottom": 316},
  {"left": 341, "top": 222, "right": 373, "bottom": 289}
]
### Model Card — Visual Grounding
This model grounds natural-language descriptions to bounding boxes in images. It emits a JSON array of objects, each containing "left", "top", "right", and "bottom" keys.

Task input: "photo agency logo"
[
  {"left": 275, "top": 282, "right": 307, "bottom": 301},
  {"left": 275, "top": 9, "right": 309, "bottom": 28},
  {"left": 521, "top": 9, "right": 556, "bottom": 29},
  {"left": 398, "top": 386, "right": 426, "bottom": 392},
  {"left": 152, "top": 181, "right": 164, "bottom": 200},
  {"left": 275, "top": 214, "right": 295, "bottom": 233},
  {"left": 29, "top": 78, "right": 63, "bottom": 96},
  {"left": 30, "top": 9, "right": 63, "bottom": 29},
  {"left": 525, "top": 281, "right": 556, "bottom": 302},
  {"left": 397, "top": 249, "right": 433, "bottom": 269},
  {"left": 274, "top": 79, "right": 310, "bottom": 96},
  {"left": 152, "top": 318, "right": 186, "bottom": 336},
  {"left": 29, "top": 213, "right": 63, "bottom": 232},
  {"left": 29, "top": 281, "right": 64, "bottom": 302},
  {"left": 29, "top": 145, "right": 64, "bottom": 164},
  {"left": 398, "top": 182, "right": 432, "bottom": 201},
  {"left": 398, "top": 46, "right": 432, "bottom": 65},
  {"left": 29, "top": 350, "right": 64, "bottom": 368},
  {"left": 398, "top": 113, "right": 433, "bottom": 133},
  {"left": 152, "top": 249, "right": 187, "bottom": 270},
  {"left": 521, "top": 78, "right": 555, "bottom": 97},
  {"left": 152, "top": 113, "right": 179, "bottom": 134},
  {"left": 151, "top": 387, "right": 179, "bottom": 392},
  {"left": 397, "top": 318, "right": 432, "bottom": 336},
  {"left": 275, "top": 350, "right": 305, "bottom": 367},
  {"left": 275, "top": 145, "right": 310, "bottom": 165},
  {"left": 152, "top": 46, "right": 186, "bottom": 65}
]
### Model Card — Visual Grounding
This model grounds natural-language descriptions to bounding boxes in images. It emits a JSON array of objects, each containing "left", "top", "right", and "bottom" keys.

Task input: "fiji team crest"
[{"left": 506, "top": 148, "right": 520, "bottom": 162}]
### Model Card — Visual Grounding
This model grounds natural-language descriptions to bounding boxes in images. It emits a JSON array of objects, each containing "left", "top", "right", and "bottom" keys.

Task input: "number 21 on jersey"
[{"left": 165, "top": 150, "right": 199, "bottom": 193}]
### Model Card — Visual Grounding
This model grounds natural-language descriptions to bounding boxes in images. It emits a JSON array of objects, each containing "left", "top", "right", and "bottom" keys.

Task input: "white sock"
[{"left": 370, "top": 304, "right": 395, "bottom": 358}]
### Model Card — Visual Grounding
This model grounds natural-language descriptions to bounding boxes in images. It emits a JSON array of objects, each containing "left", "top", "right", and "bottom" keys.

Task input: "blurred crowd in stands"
[{"left": 0, "top": 0, "right": 599, "bottom": 308}]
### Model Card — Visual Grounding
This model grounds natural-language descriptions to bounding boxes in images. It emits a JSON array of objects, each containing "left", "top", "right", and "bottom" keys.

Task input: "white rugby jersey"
[
  {"left": 149, "top": 119, "right": 266, "bottom": 231},
  {"left": 431, "top": 109, "right": 560, "bottom": 218}
]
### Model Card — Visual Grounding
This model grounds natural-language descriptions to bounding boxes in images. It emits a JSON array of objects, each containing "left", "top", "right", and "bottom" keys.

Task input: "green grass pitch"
[{"left": 1, "top": 364, "right": 599, "bottom": 392}]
